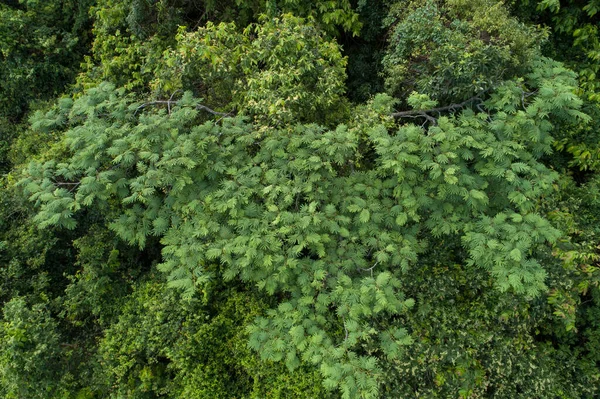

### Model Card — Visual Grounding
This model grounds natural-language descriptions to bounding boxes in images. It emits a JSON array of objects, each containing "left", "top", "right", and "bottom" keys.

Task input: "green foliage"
[
  {"left": 511, "top": 0, "right": 600, "bottom": 173},
  {"left": 79, "top": 0, "right": 359, "bottom": 92},
  {"left": 0, "top": 0, "right": 94, "bottom": 118},
  {"left": 19, "top": 54, "right": 589, "bottom": 396},
  {"left": 545, "top": 173, "right": 600, "bottom": 334},
  {"left": 553, "top": 102, "right": 600, "bottom": 172},
  {"left": 531, "top": 0, "right": 600, "bottom": 100},
  {"left": 95, "top": 280, "right": 335, "bottom": 398},
  {"left": 509, "top": 6, "right": 600, "bottom": 388},
  {"left": 60, "top": 226, "right": 146, "bottom": 328},
  {"left": 263, "top": 0, "right": 361, "bottom": 36},
  {"left": 80, "top": 0, "right": 194, "bottom": 91},
  {"left": 0, "top": 118, "right": 16, "bottom": 173},
  {"left": 380, "top": 259, "right": 597, "bottom": 398},
  {"left": 158, "top": 14, "right": 349, "bottom": 125},
  {"left": 0, "top": 298, "right": 69, "bottom": 399},
  {"left": 341, "top": 0, "right": 390, "bottom": 103},
  {"left": 383, "top": 0, "right": 544, "bottom": 103},
  {"left": 0, "top": 177, "right": 80, "bottom": 306}
]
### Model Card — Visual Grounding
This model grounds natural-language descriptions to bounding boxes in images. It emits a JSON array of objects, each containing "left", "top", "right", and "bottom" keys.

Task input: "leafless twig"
[
  {"left": 360, "top": 261, "right": 379, "bottom": 277},
  {"left": 53, "top": 181, "right": 81, "bottom": 193},
  {"left": 391, "top": 94, "right": 486, "bottom": 124},
  {"left": 167, "top": 90, "right": 182, "bottom": 114},
  {"left": 342, "top": 316, "right": 349, "bottom": 342},
  {"left": 134, "top": 100, "right": 231, "bottom": 117}
]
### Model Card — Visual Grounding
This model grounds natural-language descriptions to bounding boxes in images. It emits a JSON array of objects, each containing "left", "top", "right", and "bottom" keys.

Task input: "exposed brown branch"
[
  {"left": 391, "top": 95, "right": 485, "bottom": 122},
  {"left": 167, "top": 90, "right": 182, "bottom": 114},
  {"left": 360, "top": 261, "right": 379, "bottom": 277},
  {"left": 394, "top": 112, "right": 437, "bottom": 124},
  {"left": 134, "top": 100, "right": 231, "bottom": 117},
  {"left": 53, "top": 181, "right": 81, "bottom": 193},
  {"left": 342, "top": 315, "right": 349, "bottom": 342}
]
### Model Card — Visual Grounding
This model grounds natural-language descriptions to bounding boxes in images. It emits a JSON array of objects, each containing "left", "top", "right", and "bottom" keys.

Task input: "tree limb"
[
  {"left": 134, "top": 100, "right": 231, "bottom": 117},
  {"left": 391, "top": 95, "right": 485, "bottom": 122}
]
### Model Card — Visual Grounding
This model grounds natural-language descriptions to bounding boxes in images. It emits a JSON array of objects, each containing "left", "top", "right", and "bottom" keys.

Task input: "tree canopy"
[{"left": 1, "top": 0, "right": 600, "bottom": 398}]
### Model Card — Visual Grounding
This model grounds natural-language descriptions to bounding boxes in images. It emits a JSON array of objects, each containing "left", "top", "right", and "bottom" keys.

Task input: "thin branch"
[
  {"left": 53, "top": 182, "right": 81, "bottom": 186},
  {"left": 521, "top": 89, "right": 539, "bottom": 110},
  {"left": 342, "top": 316, "right": 349, "bottom": 342},
  {"left": 395, "top": 112, "right": 437, "bottom": 125},
  {"left": 134, "top": 100, "right": 231, "bottom": 117},
  {"left": 167, "top": 90, "right": 182, "bottom": 115},
  {"left": 214, "top": 110, "right": 236, "bottom": 126},
  {"left": 360, "top": 261, "right": 379, "bottom": 277},
  {"left": 53, "top": 181, "right": 81, "bottom": 193},
  {"left": 391, "top": 94, "right": 485, "bottom": 122},
  {"left": 196, "top": 104, "right": 231, "bottom": 117}
]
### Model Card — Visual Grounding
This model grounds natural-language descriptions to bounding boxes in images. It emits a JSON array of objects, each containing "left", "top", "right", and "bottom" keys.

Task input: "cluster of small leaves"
[
  {"left": 157, "top": 14, "right": 349, "bottom": 126},
  {"left": 511, "top": 1, "right": 600, "bottom": 364},
  {"left": 0, "top": 298, "right": 65, "bottom": 399},
  {"left": 0, "top": 0, "right": 94, "bottom": 118},
  {"left": 81, "top": 0, "right": 232, "bottom": 91},
  {"left": 79, "top": 0, "right": 360, "bottom": 93},
  {"left": 383, "top": 0, "right": 544, "bottom": 103},
  {"left": 543, "top": 173, "right": 600, "bottom": 339},
  {"left": 553, "top": 102, "right": 600, "bottom": 172},
  {"left": 60, "top": 226, "right": 148, "bottom": 329},
  {"left": 95, "top": 280, "right": 336, "bottom": 398},
  {"left": 264, "top": 0, "right": 362, "bottom": 36},
  {"left": 530, "top": 0, "right": 600, "bottom": 100},
  {"left": 379, "top": 257, "right": 598, "bottom": 398}
]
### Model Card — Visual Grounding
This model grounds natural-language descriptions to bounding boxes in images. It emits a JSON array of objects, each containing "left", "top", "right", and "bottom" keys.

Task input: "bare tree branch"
[
  {"left": 391, "top": 94, "right": 485, "bottom": 123},
  {"left": 394, "top": 112, "right": 437, "bottom": 124},
  {"left": 52, "top": 181, "right": 81, "bottom": 193},
  {"left": 167, "top": 90, "right": 182, "bottom": 114},
  {"left": 342, "top": 316, "right": 349, "bottom": 342},
  {"left": 360, "top": 261, "right": 379, "bottom": 277},
  {"left": 134, "top": 100, "right": 232, "bottom": 117}
]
